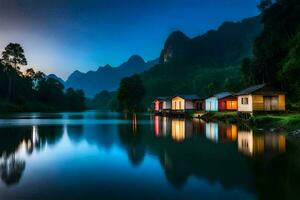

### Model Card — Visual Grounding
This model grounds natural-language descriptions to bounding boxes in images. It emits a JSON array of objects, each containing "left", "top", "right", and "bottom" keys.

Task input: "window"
[
  {"left": 179, "top": 101, "right": 181, "bottom": 109},
  {"left": 241, "top": 97, "right": 248, "bottom": 105}
]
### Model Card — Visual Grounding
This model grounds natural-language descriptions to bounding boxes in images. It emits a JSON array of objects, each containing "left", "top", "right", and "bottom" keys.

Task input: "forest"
[{"left": 0, "top": 43, "right": 85, "bottom": 112}]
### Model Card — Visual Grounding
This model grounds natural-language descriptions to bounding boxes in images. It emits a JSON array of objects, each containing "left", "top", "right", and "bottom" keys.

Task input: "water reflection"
[
  {"left": 205, "top": 122, "right": 219, "bottom": 142},
  {"left": 153, "top": 116, "right": 286, "bottom": 158},
  {"left": 238, "top": 126, "right": 286, "bottom": 157},
  {"left": 0, "top": 112, "right": 298, "bottom": 200},
  {"left": 0, "top": 125, "right": 64, "bottom": 186}
]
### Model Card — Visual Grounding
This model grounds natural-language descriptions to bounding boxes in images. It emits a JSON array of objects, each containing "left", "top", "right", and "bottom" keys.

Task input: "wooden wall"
[
  {"left": 252, "top": 95, "right": 264, "bottom": 111},
  {"left": 278, "top": 95, "right": 286, "bottom": 111}
]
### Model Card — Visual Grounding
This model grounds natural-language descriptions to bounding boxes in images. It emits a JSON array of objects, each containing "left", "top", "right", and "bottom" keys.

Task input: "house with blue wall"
[{"left": 205, "top": 92, "right": 232, "bottom": 112}]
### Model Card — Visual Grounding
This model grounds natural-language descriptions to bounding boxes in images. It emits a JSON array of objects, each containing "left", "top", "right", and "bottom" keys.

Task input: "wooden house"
[
  {"left": 236, "top": 84, "right": 285, "bottom": 113},
  {"left": 205, "top": 92, "right": 234, "bottom": 112},
  {"left": 154, "top": 97, "right": 171, "bottom": 112},
  {"left": 171, "top": 95, "right": 200, "bottom": 112},
  {"left": 218, "top": 95, "right": 237, "bottom": 111}
]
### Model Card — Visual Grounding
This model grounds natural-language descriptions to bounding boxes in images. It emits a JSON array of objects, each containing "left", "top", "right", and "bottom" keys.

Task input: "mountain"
[
  {"left": 48, "top": 74, "right": 65, "bottom": 85},
  {"left": 65, "top": 55, "right": 158, "bottom": 97},
  {"left": 141, "top": 15, "right": 262, "bottom": 104}
]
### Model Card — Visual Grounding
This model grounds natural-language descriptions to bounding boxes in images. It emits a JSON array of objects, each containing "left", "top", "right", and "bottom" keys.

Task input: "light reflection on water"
[
  {"left": 0, "top": 111, "right": 298, "bottom": 200},
  {"left": 154, "top": 116, "right": 286, "bottom": 158}
]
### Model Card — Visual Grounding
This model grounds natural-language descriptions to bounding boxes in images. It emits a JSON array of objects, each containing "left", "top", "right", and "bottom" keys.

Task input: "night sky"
[{"left": 0, "top": 0, "right": 260, "bottom": 79}]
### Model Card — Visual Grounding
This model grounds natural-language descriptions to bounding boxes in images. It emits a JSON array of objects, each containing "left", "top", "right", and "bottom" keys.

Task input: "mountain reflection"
[{"left": 0, "top": 113, "right": 296, "bottom": 199}]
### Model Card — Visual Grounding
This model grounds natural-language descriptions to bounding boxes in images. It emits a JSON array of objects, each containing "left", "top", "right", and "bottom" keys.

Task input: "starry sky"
[{"left": 0, "top": 0, "right": 260, "bottom": 79}]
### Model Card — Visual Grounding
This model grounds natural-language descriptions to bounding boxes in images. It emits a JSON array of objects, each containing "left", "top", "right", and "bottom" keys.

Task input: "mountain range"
[
  {"left": 140, "top": 15, "right": 262, "bottom": 103},
  {"left": 63, "top": 55, "right": 158, "bottom": 97},
  {"left": 52, "top": 15, "right": 261, "bottom": 103}
]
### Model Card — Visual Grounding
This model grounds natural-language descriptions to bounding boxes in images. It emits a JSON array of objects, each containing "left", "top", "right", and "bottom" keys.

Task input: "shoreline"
[{"left": 200, "top": 111, "right": 300, "bottom": 132}]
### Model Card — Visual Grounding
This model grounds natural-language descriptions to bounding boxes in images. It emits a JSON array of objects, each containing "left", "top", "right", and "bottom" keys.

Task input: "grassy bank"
[
  {"left": 201, "top": 111, "right": 238, "bottom": 123},
  {"left": 202, "top": 111, "right": 300, "bottom": 131},
  {"left": 250, "top": 113, "right": 300, "bottom": 131}
]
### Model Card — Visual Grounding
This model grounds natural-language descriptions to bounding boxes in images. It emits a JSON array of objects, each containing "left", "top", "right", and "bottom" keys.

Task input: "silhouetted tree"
[
  {"left": 36, "top": 77, "right": 65, "bottom": 108},
  {"left": 241, "top": 0, "right": 300, "bottom": 103},
  {"left": 1, "top": 43, "right": 27, "bottom": 70},
  {"left": 65, "top": 88, "right": 85, "bottom": 111},
  {"left": 1, "top": 43, "right": 27, "bottom": 101},
  {"left": 117, "top": 74, "right": 146, "bottom": 112}
]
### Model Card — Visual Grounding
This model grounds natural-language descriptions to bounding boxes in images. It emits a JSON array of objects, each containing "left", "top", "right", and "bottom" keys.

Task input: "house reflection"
[
  {"left": 205, "top": 122, "right": 238, "bottom": 143},
  {"left": 153, "top": 116, "right": 238, "bottom": 142},
  {"left": 171, "top": 119, "right": 186, "bottom": 141},
  {"left": 237, "top": 126, "right": 286, "bottom": 157},
  {"left": 205, "top": 123, "right": 219, "bottom": 142},
  {"left": 154, "top": 116, "right": 171, "bottom": 137}
]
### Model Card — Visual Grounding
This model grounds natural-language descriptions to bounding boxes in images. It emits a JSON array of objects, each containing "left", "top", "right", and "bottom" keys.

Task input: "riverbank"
[
  {"left": 250, "top": 113, "right": 300, "bottom": 131},
  {"left": 203, "top": 111, "right": 300, "bottom": 132},
  {"left": 0, "top": 100, "right": 85, "bottom": 113},
  {"left": 201, "top": 111, "right": 239, "bottom": 123}
]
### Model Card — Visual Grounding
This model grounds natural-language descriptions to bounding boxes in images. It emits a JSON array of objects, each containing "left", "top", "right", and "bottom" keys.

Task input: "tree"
[
  {"left": 117, "top": 74, "right": 146, "bottom": 112},
  {"left": 1, "top": 43, "right": 27, "bottom": 70},
  {"left": 88, "top": 90, "right": 114, "bottom": 110},
  {"left": 36, "top": 77, "right": 65, "bottom": 108},
  {"left": 25, "top": 68, "right": 35, "bottom": 78},
  {"left": 206, "top": 82, "right": 216, "bottom": 96},
  {"left": 241, "top": 0, "right": 300, "bottom": 103},
  {"left": 257, "top": 0, "right": 273, "bottom": 11},
  {"left": 1, "top": 43, "right": 27, "bottom": 101},
  {"left": 224, "top": 78, "right": 236, "bottom": 92},
  {"left": 279, "top": 31, "right": 300, "bottom": 102},
  {"left": 65, "top": 88, "right": 85, "bottom": 111}
]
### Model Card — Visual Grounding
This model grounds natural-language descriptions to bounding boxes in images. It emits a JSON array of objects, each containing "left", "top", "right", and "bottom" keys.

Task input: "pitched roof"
[
  {"left": 235, "top": 84, "right": 266, "bottom": 95},
  {"left": 213, "top": 92, "right": 233, "bottom": 99},
  {"left": 154, "top": 96, "right": 171, "bottom": 101},
  {"left": 173, "top": 94, "right": 200, "bottom": 100}
]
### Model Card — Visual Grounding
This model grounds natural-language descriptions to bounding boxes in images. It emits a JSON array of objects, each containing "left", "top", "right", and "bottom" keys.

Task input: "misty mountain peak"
[
  {"left": 167, "top": 30, "right": 189, "bottom": 41},
  {"left": 127, "top": 55, "right": 145, "bottom": 64},
  {"left": 161, "top": 31, "right": 190, "bottom": 63},
  {"left": 104, "top": 64, "right": 112, "bottom": 68},
  {"left": 65, "top": 54, "right": 157, "bottom": 96}
]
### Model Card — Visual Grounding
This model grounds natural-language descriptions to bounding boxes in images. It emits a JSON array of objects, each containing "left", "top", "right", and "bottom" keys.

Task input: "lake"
[{"left": 0, "top": 111, "right": 299, "bottom": 200}]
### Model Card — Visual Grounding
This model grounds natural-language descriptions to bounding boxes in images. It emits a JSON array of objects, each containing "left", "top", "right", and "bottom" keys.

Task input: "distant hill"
[
  {"left": 48, "top": 74, "right": 65, "bottom": 85},
  {"left": 141, "top": 15, "right": 262, "bottom": 104},
  {"left": 65, "top": 55, "right": 158, "bottom": 97}
]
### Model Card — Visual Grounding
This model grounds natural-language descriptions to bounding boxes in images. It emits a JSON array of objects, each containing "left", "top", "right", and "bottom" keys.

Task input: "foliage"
[
  {"left": 250, "top": 113, "right": 300, "bottom": 131},
  {"left": 87, "top": 90, "right": 116, "bottom": 111},
  {"left": 137, "top": 16, "right": 261, "bottom": 107},
  {"left": 117, "top": 74, "right": 145, "bottom": 112},
  {"left": 241, "top": 0, "right": 300, "bottom": 103},
  {"left": 0, "top": 43, "right": 86, "bottom": 112},
  {"left": 65, "top": 88, "right": 85, "bottom": 111},
  {"left": 280, "top": 31, "right": 300, "bottom": 103},
  {"left": 1, "top": 43, "right": 27, "bottom": 70}
]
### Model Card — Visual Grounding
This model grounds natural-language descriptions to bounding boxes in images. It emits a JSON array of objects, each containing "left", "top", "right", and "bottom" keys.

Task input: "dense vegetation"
[
  {"left": 86, "top": 90, "right": 117, "bottom": 111},
  {"left": 242, "top": 0, "right": 300, "bottom": 109},
  {"left": 115, "top": 16, "right": 261, "bottom": 110},
  {"left": 0, "top": 43, "right": 85, "bottom": 112},
  {"left": 117, "top": 74, "right": 145, "bottom": 112},
  {"left": 117, "top": 0, "right": 300, "bottom": 112}
]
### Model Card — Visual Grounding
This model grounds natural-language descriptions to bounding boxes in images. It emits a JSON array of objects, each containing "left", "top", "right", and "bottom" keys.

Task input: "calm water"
[{"left": 0, "top": 111, "right": 299, "bottom": 200}]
